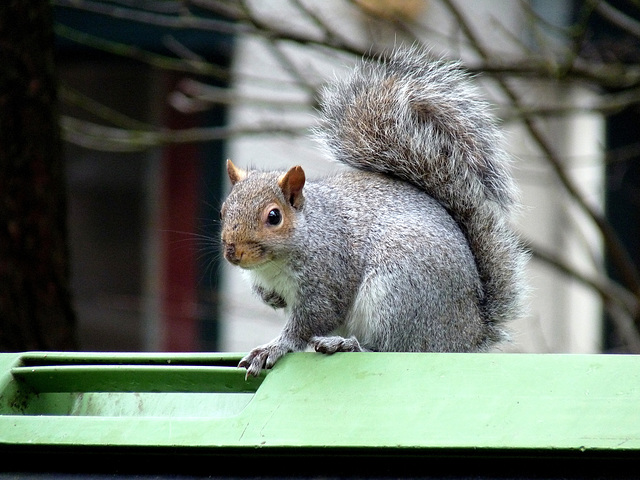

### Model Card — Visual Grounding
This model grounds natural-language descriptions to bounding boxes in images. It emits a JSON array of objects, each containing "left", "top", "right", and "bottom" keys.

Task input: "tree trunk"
[{"left": 0, "top": 1, "right": 77, "bottom": 350}]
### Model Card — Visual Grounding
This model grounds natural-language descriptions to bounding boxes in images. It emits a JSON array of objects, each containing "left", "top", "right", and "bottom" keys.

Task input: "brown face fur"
[{"left": 220, "top": 160, "right": 305, "bottom": 269}]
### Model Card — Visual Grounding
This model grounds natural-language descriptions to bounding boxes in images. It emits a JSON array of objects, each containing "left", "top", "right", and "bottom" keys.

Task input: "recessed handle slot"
[{"left": 2, "top": 353, "right": 264, "bottom": 417}]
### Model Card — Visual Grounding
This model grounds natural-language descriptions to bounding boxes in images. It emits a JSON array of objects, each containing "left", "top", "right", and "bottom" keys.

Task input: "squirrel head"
[{"left": 220, "top": 159, "right": 305, "bottom": 269}]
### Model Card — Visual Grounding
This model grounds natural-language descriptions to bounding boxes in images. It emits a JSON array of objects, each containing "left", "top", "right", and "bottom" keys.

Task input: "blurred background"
[{"left": 1, "top": 0, "right": 639, "bottom": 355}]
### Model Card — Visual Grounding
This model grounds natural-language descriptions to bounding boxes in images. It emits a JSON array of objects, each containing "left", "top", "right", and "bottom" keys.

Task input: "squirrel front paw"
[
  {"left": 253, "top": 285, "right": 287, "bottom": 309},
  {"left": 310, "top": 335, "right": 363, "bottom": 354},
  {"left": 238, "top": 340, "right": 290, "bottom": 377}
]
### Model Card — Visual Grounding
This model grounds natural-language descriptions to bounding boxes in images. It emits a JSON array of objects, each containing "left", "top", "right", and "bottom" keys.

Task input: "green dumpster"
[{"left": 1, "top": 351, "right": 639, "bottom": 477}]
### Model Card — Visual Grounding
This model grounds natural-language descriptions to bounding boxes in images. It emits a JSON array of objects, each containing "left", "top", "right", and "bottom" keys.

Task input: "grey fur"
[{"left": 221, "top": 48, "right": 528, "bottom": 377}]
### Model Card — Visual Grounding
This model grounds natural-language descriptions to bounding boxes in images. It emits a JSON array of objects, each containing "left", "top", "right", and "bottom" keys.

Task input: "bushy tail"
[{"left": 315, "top": 47, "right": 527, "bottom": 332}]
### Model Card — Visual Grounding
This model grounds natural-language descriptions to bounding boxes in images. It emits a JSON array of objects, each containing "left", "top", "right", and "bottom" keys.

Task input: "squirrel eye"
[{"left": 266, "top": 208, "right": 282, "bottom": 226}]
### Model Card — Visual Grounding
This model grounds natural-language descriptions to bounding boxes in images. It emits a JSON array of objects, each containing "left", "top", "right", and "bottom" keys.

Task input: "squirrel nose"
[{"left": 224, "top": 243, "right": 240, "bottom": 265}]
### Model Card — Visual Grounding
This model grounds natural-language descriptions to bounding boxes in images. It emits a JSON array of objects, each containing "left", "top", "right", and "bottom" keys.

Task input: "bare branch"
[
  {"left": 257, "top": 39, "right": 319, "bottom": 98},
  {"left": 289, "top": 0, "right": 360, "bottom": 52},
  {"left": 500, "top": 85, "right": 640, "bottom": 120},
  {"left": 52, "top": 0, "right": 243, "bottom": 35},
  {"left": 531, "top": 243, "right": 638, "bottom": 316},
  {"left": 59, "top": 84, "right": 152, "bottom": 130},
  {"left": 55, "top": 24, "right": 229, "bottom": 80},
  {"left": 595, "top": 0, "right": 640, "bottom": 39},
  {"left": 60, "top": 116, "right": 311, "bottom": 152},
  {"left": 185, "top": 0, "right": 248, "bottom": 20},
  {"left": 102, "top": 0, "right": 184, "bottom": 14},
  {"left": 169, "top": 78, "right": 312, "bottom": 113},
  {"left": 163, "top": 35, "right": 206, "bottom": 63},
  {"left": 234, "top": 0, "right": 368, "bottom": 57},
  {"left": 467, "top": 58, "right": 640, "bottom": 90},
  {"left": 531, "top": 243, "right": 640, "bottom": 352}
]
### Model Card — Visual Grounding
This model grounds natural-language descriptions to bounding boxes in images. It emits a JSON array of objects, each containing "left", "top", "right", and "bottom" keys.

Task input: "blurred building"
[{"left": 56, "top": 6, "right": 231, "bottom": 351}]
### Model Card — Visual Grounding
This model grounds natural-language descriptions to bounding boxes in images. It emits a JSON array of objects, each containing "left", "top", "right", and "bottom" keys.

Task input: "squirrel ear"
[
  {"left": 278, "top": 166, "right": 305, "bottom": 208},
  {"left": 227, "top": 159, "right": 247, "bottom": 185}
]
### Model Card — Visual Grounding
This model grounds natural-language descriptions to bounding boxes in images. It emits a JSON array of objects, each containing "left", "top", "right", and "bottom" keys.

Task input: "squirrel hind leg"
[{"left": 309, "top": 335, "right": 366, "bottom": 354}]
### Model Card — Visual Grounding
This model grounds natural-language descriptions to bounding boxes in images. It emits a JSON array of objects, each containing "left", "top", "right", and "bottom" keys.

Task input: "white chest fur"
[{"left": 244, "top": 260, "right": 298, "bottom": 310}]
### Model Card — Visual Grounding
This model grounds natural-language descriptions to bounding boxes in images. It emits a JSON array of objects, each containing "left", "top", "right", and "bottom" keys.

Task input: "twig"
[
  {"left": 56, "top": 0, "right": 373, "bottom": 62},
  {"left": 234, "top": 0, "right": 321, "bottom": 99},
  {"left": 102, "top": 0, "right": 184, "bottom": 14},
  {"left": 60, "top": 116, "right": 312, "bottom": 152},
  {"left": 531, "top": 244, "right": 640, "bottom": 352},
  {"left": 163, "top": 35, "right": 206, "bottom": 63},
  {"left": 172, "top": 79, "right": 312, "bottom": 109},
  {"left": 185, "top": 0, "right": 246, "bottom": 20},
  {"left": 595, "top": 0, "right": 640, "bottom": 40},
  {"left": 55, "top": 24, "right": 229, "bottom": 80},
  {"left": 500, "top": 85, "right": 640, "bottom": 120},
  {"left": 52, "top": 0, "right": 243, "bottom": 35},
  {"left": 562, "top": 0, "right": 599, "bottom": 75},
  {"left": 290, "top": 0, "right": 356, "bottom": 52},
  {"left": 59, "top": 84, "right": 153, "bottom": 130},
  {"left": 230, "top": 0, "right": 369, "bottom": 57},
  {"left": 168, "top": 78, "right": 313, "bottom": 113},
  {"left": 466, "top": 58, "right": 640, "bottom": 89}
]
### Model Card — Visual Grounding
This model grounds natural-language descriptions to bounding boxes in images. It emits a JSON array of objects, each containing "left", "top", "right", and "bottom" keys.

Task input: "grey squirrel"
[{"left": 220, "top": 47, "right": 528, "bottom": 377}]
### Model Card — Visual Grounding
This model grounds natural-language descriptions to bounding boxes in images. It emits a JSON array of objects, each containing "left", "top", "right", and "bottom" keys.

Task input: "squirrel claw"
[
  {"left": 239, "top": 340, "right": 290, "bottom": 378},
  {"left": 238, "top": 350, "right": 267, "bottom": 378}
]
